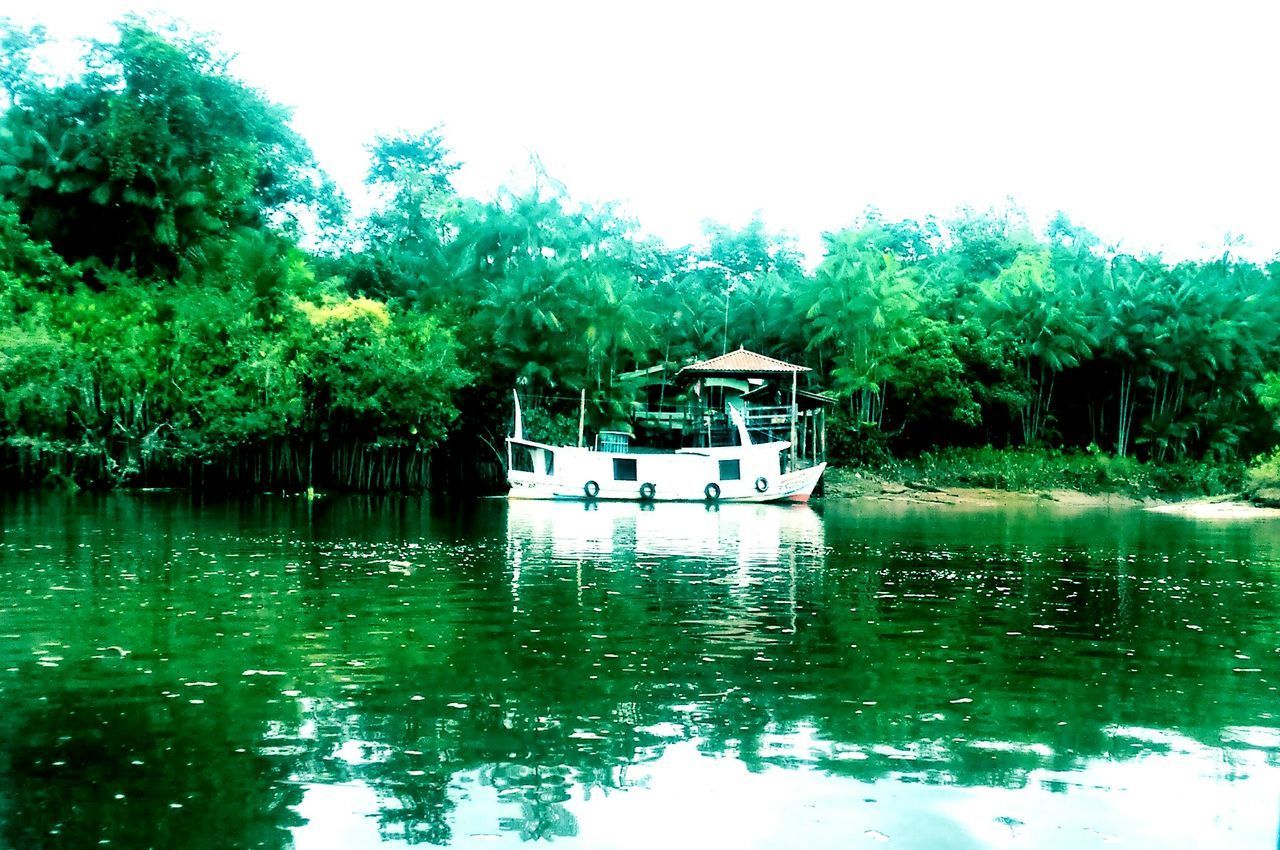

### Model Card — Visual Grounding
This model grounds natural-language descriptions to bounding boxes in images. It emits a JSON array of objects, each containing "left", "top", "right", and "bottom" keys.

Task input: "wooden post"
[
  {"left": 722, "top": 292, "right": 730, "bottom": 355},
  {"left": 799, "top": 410, "right": 807, "bottom": 466},
  {"left": 578, "top": 388, "right": 586, "bottom": 447},
  {"left": 811, "top": 412, "right": 817, "bottom": 464},
  {"left": 805, "top": 413, "right": 811, "bottom": 464},
  {"left": 789, "top": 370, "right": 798, "bottom": 473},
  {"left": 807, "top": 412, "right": 813, "bottom": 464}
]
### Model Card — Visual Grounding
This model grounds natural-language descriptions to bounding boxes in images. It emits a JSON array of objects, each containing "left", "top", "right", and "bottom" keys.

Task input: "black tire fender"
[
  {"left": 639, "top": 482, "right": 656, "bottom": 500},
  {"left": 755, "top": 476, "right": 769, "bottom": 493},
  {"left": 584, "top": 480, "right": 600, "bottom": 498},
  {"left": 704, "top": 482, "right": 721, "bottom": 501}
]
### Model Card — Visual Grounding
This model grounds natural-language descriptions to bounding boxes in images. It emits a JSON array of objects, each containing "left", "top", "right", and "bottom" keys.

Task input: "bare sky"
[{"left": 9, "top": 1, "right": 1280, "bottom": 261}]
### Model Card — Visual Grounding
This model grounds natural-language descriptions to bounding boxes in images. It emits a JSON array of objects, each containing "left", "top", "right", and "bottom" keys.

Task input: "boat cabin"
[{"left": 620, "top": 347, "right": 831, "bottom": 469}]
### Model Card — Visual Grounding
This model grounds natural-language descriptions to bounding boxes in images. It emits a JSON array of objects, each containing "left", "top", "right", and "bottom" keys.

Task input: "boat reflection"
[{"left": 504, "top": 499, "right": 826, "bottom": 569}]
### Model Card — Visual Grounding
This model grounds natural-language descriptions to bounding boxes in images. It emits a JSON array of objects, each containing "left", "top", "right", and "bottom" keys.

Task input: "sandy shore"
[
  {"left": 1144, "top": 498, "right": 1280, "bottom": 519},
  {"left": 822, "top": 470, "right": 1280, "bottom": 519}
]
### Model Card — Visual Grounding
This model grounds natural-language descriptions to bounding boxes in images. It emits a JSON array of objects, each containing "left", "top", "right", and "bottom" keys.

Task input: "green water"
[{"left": 1, "top": 493, "right": 1278, "bottom": 849}]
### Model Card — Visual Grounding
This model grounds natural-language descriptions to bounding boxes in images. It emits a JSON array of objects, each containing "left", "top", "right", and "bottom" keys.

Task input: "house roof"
[{"left": 678, "top": 347, "right": 811, "bottom": 378}]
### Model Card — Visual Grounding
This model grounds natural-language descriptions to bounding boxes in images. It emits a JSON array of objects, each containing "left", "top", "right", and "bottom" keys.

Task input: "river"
[{"left": 1, "top": 493, "right": 1278, "bottom": 849}]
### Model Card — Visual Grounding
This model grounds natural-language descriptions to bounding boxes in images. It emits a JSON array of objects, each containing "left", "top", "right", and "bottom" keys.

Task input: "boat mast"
[{"left": 578, "top": 388, "right": 586, "bottom": 447}]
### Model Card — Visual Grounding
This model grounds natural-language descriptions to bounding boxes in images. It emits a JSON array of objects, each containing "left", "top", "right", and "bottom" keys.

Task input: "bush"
[
  {"left": 848, "top": 445, "right": 1244, "bottom": 499},
  {"left": 522, "top": 408, "right": 579, "bottom": 446},
  {"left": 1246, "top": 449, "right": 1280, "bottom": 495},
  {"left": 825, "top": 412, "right": 897, "bottom": 468}
]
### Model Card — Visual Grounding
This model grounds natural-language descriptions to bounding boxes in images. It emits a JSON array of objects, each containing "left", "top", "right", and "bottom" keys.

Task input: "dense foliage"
[
  {"left": 0, "top": 20, "right": 465, "bottom": 489},
  {"left": 3, "top": 19, "right": 1280, "bottom": 490}
]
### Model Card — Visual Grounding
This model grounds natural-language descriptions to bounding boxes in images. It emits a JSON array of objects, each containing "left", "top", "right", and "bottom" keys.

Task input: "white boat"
[
  {"left": 505, "top": 392, "right": 826, "bottom": 504},
  {"left": 507, "top": 424, "right": 824, "bottom": 503}
]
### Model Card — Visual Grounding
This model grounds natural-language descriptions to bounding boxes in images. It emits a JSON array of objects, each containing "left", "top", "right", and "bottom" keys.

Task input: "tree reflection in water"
[
  {"left": 1, "top": 493, "right": 1279, "bottom": 847},
  {"left": 0, "top": 669, "right": 302, "bottom": 850}
]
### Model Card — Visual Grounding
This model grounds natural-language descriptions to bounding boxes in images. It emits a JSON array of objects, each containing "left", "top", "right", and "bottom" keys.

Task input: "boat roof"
[{"left": 677, "top": 347, "right": 810, "bottom": 379}]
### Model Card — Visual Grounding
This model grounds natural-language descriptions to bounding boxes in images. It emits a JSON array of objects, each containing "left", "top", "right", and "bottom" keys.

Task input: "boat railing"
[
  {"left": 631, "top": 401, "right": 690, "bottom": 430},
  {"left": 744, "top": 404, "right": 793, "bottom": 426}
]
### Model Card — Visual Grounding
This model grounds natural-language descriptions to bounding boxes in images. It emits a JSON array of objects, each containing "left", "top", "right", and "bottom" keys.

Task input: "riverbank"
[{"left": 821, "top": 459, "right": 1280, "bottom": 519}]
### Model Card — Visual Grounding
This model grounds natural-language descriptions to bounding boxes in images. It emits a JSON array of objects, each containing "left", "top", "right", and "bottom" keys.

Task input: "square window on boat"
[
  {"left": 512, "top": 446, "right": 535, "bottom": 473},
  {"left": 613, "top": 458, "right": 638, "bottom": 481},
  {"left": 719, "top": 459, "right": 741, "bottom": 481},
  {"left": 544, "top": 450, "right": 555, "bottom": 475}
]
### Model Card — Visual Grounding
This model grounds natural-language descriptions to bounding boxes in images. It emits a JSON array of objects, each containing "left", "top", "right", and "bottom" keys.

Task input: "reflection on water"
[
  {"left": 0, "top": 493, "right": 1278, "bottom": 848},
  {"left": 506, "top": 500, "right": 825, "bottom": 566}
]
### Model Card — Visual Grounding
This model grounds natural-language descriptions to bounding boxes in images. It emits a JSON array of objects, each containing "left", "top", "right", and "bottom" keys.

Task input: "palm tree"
[
  {"left": 802, "top": 230, "right": 919, "bottom": 426},
  {"left": 983, "top": 250, "right": 1095, "bottom": 445}
]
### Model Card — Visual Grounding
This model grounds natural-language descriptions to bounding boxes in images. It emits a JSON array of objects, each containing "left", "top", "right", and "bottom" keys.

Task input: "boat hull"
[{"left": 507, "top": 437, "right": 825, "bottom": 503}]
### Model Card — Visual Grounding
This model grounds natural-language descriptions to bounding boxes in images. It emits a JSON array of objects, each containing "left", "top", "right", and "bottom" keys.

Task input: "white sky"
[{"left": 8, "top": 1, "right": 1280, "bottom": 262}]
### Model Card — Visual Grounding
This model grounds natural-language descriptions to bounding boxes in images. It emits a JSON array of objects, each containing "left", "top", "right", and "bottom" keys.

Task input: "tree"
[
  {"left": 803, "top": 230, "right": 919, "bottom": 425},
  {"left": 982, "top": 250, "right": 1095, "bottom": 445},
  {"left": 0, "top": 18, "right": 46, "bottom": 106},
  {"left": 0, "top": 18, "right": 338, "bottom": 276},
  {"left": 366, "top": 128, "right": 460, "bottom": 197}
]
